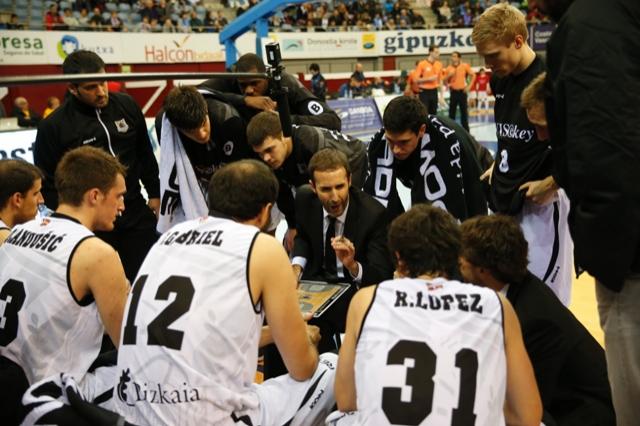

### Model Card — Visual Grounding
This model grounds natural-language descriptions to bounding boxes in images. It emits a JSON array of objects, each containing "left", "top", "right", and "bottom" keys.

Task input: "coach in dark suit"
[
  {"left": 264, "top": 149, "right": 392, "bottom": 379},
  {"left": 292, "top": 148, "right": 393, "bottom": 331},
  {"left": 292, "top": 149, "right": 392, "bottom": 286},
  {"left": 459, "top": 215, "right": 615, "bottom": 426}
]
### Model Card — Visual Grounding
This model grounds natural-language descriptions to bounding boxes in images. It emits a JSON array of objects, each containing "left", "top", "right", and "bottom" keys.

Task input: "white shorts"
[
  {"left": 253, "top": 352, "right": 337, "bottom": 426},
  {"left": 517, "top": 189, "right": 574, "bottom": 305}
]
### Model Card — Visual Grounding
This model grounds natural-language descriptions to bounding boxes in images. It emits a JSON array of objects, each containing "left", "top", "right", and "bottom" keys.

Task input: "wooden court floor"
[{"left": 569, "top": 272, "right": 604, "bottom": 347}]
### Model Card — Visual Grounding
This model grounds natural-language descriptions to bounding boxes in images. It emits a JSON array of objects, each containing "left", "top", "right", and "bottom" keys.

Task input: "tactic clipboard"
[{"left": 297, "top": 280, "right": 350, "bottom": 318}]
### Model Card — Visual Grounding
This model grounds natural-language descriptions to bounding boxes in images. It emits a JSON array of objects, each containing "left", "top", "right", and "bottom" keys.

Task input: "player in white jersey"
[
  {"left": 113, "top": 159, "right": 337, "bottom": 426},
  {"left": 0, "top": 159, "right": 44, "bottom": 244},
  {"left": 331, "top": 204, "right": 541, "bottom": 426},
  {"left": 0, "top": 146, "right": 130, "bottom": 424}
]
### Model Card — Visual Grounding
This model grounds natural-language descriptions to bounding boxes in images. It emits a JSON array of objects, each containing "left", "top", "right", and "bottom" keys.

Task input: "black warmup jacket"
[
  {"left": 198, "top": 71, "right": 342, "bottom": 131},
  {"left": 545, "top": 0, "right": 640, "bottom": 290},
  {"left": 34, "top": 93, "right": 160, "bottom": 230}
]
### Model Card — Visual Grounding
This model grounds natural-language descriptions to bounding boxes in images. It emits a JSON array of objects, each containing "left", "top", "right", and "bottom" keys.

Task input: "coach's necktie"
[{"left": 324, "top": 216, "right": 337, "bottom": 279}]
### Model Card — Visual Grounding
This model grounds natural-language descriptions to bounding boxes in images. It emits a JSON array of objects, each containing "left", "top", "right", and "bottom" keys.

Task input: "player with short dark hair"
[
  {"left": 247, "top": 111, "right": 367, "bottom": 248},
  {"left": 35, "top": 49, "right": 161, "bottom": 282},
  {"left": 155, "top": 85, "right": 254, "bottom": 232},
  {"left": 199, "top": 53, "right": 341, "bottom": 131},
  {"left": 459, "top": 214, "right": 616, "bottom": 425},
  {"left": 330, "top": 204, "right": 542, "bottom": 425},
  {"left": 113, "top": 159, "right": 337, "bottom": 425},
  {"left": 0, "top": 160, "right": 44, "bottom": 244},
  {"left": 365, "top": 96, "right": 488, "bottom": 222}
]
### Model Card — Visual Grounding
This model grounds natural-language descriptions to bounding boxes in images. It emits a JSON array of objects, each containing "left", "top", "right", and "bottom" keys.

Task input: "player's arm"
[
  {"left": 500, "top": 294, "right": 542, "bottom": 426},
  {"left": 335, "top": 285, "right": 376, "bottom": 411},
  {"left": 519, "top": 175, "right": 559, "bottom": 205},
  {"left": 250, "top": 233, "right": 318, "bottom": 381},
  {"left": 70, "top": 238, "right": 130, "bottom": 347},
  {"left": 467, "top": 66, "right": 476, "bottom": 92}
]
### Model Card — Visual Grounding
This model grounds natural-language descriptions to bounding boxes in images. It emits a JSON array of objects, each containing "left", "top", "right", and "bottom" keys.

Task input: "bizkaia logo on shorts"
[
  {"left": 144, "top": 35, "right": 222, "bottom": 63},
  {"left": 117, "top": 369, "right": 201, "bottom": 406},
  {"left": 382, "top": 30, "right": 473, "bottom": 54}
]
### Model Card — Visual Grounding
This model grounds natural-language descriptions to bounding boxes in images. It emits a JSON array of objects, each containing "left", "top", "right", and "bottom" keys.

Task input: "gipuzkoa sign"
[{"left": 380, "top": 29, "right": 475, "bottom": 55}]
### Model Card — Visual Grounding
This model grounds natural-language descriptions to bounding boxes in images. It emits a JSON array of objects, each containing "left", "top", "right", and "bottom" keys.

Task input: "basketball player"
[
  {"left": 0, "top": 146, "right": 129, "bottom": 423},
  {"left": 472, "top": 4, "right": 573, "bottom": 305},
  {"left": 331, "top": 204, "right": 541, "bottom": 425},
  {"left": 0, "top": 159, "right": 44, "bottom": 244},
  {"left": 113, "top": 160, "right": 337, "bottom": 425}
]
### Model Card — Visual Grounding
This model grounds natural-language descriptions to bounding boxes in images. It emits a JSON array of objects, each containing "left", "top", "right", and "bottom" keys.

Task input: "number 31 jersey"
[
  {"left": 355, "top": 277, "right": 506, "bottom": 426},
  {"left": 113, "top": 215, "right": 262, "bottom": 426}
]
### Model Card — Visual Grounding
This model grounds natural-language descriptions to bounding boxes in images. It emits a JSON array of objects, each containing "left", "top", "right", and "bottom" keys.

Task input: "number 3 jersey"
[
  {"left": 113, "top": 215, "right": 262, "bottom": 426},
  {"left": 0, "top": 214, "right": 101, "bottom": 385},
  {"left": 354, "top": 278, "right": 506, "bottom": 426}
]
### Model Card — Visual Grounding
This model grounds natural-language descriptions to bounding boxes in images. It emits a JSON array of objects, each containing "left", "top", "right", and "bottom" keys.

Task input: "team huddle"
[{"left": 0, "top": 2, "right": 626, "bottom": 426}]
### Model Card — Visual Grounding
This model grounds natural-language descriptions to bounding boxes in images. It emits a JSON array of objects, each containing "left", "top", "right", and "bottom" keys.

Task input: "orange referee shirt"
[
  {"left": 444, "top": 62, "right": 474, "bottom": 90},
  {"left": 417, "top": 59, "right": 443, "bottom": 90}
]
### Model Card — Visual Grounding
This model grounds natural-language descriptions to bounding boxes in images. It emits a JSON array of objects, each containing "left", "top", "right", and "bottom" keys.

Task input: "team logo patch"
[
  {"left": 223, "top": 141, "right": 234, "bottom": 156},
  {"left": 115, "top": 119, "right": 129, "bottom": 133},
  {"left": 307, "top": 100, "right": 324, "bottom": 116}
]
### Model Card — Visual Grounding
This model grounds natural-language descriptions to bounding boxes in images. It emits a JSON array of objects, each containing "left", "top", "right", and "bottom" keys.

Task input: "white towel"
[{"left": 157, "top": 113, "right": 208, "bottom": 233}]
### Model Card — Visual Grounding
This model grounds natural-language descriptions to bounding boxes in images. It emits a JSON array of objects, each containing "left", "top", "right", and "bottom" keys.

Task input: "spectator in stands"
[
  {"left": 162, "top": 17, "right": 177, "bottom": 32},
  {"left": 349, "top": 63, "right": 367, "bottom": 96},
  {"left": 215, "top": 10, "right": 228, "bottom": 28},
  {"left": 0, "top": 160, "right": 43, "bottom": 245},
  {"left": 157, "top": 0, "right": 172, "bottom": 22},
  {"left": 178, "top": 11, "right": 191, "bottom": 32},
  {"left": 309, "top": 63, "right": 327, "bottom": 101},
  {"left": 44, "top": 3, "right": 64, "bottom": 30},
  {"left": 149, "top": 17, "right": 161, "bottom": 32},
  {"left": 7, "top": 13, "right": 23, "bottom": 29},
  {"left": 108, "top": 10, "right": 123, "bottom": 31},
  {"left": 13, "top": 97, "right": 41, "bottom": 128},
  {"left": 88, "top": 7, "right": 105, "bottom": 29},
  {"left": 139, "top": 0, "right": 160, "bottom": 22},
  {"left": 136, "top": 15, "right": 149, "bottom": 31},
  {"left": 62, "top": 8, "right": 80, "bottom": 30},
  {"left": 438, "top": 0, "right": 452, "bottom": 24},
  {"left": 43, "top": 96, "right": 60, "bottom": 118},
  {"left": 204, "top": 10, "right": 216, "bottom": 31},
  {"left": 77, "top": 8, "right": 90, "bottom": 28},
  {"left": 190, "top": 10, "right": 203, "bottom": 32}
]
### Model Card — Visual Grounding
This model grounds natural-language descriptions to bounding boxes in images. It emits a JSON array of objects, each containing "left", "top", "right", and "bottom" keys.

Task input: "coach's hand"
[{"left": 245, "top": 96, "right": 277, "bottom": 111}]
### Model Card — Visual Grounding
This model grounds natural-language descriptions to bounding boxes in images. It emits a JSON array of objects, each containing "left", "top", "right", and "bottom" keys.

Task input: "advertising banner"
[
  {"left": 529, "top": 23, "right": 556, "bottom": 51},
  {"left": 264, "top": 32, "right": 378, "bottom": 59},
  {"left": 376, "top": 28, "right": 475, "bottom": 56},
  {"left": 0, "top": 30, "right": 242, "bottom": 65},
  {"left": 327, "top": 97, "right": 382, "bottom": 141}
]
